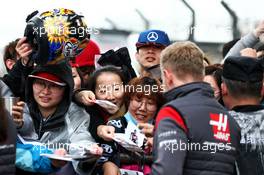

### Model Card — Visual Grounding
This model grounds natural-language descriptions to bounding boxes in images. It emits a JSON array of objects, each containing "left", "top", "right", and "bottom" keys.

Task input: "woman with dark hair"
[
  {"left": 98, "top": 76, "right": 164, "bottom": 175},
  {"left": 74, "top": 65, "right": 127, "bottom": 175},
  {"left": 70, "top": 61, "right": 85, "bottom": 91},
  {"left": 204, "top": 64, "right": 224, "bottom": 105}
]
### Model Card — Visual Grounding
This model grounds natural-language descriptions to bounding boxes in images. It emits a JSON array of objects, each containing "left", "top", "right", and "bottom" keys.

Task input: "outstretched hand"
[
  {"left": 51, "top": 149, "right": 68, "bottom": 168},
  {"left": 97, "top": 125, "right": 115, "bottom": 141},
  {"left": 76, "top": 90, "right": 96, "bottom": 106}
]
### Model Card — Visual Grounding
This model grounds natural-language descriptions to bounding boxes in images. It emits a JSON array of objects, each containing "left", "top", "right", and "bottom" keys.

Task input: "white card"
[
  {"left": 40, "top": 153, "right": 89, "bottom": 161},
  {"left": 113, "top": 133, "right": 144, "bottom": 153},
  {"left": 113, "top": 133, "right": 137, "bottom": 146},
  {"left": 95, "top": 100, "right": 119, "bottom": 114},
  {"left": 120, "top": 168, "right": 144, "bottom": 175},
  {"left": 125, "top": 122, "right": 145, "bottom": 148}
]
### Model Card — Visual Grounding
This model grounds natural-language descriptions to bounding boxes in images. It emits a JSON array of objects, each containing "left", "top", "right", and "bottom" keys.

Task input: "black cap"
[{"left": 223, "top": 56, "right": 263, "bottom": 82}]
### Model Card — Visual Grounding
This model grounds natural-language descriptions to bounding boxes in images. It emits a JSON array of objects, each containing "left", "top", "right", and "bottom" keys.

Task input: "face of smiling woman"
[
  {"left": 128, "top": 95, "right": 157, "bottom": 124},
  {"left": 95, "top": 72, "right": 124, "bottom": 110}
]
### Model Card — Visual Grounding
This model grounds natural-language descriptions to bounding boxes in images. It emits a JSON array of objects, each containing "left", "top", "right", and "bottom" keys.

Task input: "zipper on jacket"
[{"left": 38, "top": 119, "right": 43, "bottom": 139}]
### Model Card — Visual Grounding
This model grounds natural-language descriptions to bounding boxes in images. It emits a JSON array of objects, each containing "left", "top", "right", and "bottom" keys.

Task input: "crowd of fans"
[{"left": 1, "top": 8, "right": 264, "bottom": 175}]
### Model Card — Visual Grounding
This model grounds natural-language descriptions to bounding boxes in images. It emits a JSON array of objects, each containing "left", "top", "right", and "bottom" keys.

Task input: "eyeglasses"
[
  {"left": 131, "top": 97, "right": 157, "bottom": 112},
  {"left": 33, "top": 79, "right": 64, "bottom": 92}
]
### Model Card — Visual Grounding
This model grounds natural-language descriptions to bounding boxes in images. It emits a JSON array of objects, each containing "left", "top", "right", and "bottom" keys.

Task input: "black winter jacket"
[{"left": 151, "top": 82, "right": 241, "bottom": 175}]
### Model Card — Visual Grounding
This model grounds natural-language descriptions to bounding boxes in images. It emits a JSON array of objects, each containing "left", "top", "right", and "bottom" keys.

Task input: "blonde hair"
[{"left": 161, "top": 41, "right": 205, "bottom": 81}]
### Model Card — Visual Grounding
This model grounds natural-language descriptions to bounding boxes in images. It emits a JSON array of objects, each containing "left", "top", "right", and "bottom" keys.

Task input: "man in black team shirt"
[
  {"left": 151, "top": 41, "right": 241, "bottom": 175},
  {"left": 222, "top": 56, "right": 264, "bottom": 175}
]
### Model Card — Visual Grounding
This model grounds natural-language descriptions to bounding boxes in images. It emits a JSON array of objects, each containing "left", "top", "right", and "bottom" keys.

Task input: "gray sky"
[
  {"left": 0, "top": 0, "right": 263, "bottom": 47},
  {"left": 0, "top": 0, "right": 263, "bottom": 76}
]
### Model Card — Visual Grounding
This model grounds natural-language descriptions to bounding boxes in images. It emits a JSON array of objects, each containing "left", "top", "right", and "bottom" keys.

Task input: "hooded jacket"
[
  {"left": 18, "top": 61, "right": 96, "bottom": 174},
  {"left": 0, "top": 80, "right": 13, "bottom": 97},
  {"left": 25, "top": 61, "right": 74, "bottom": 137}
]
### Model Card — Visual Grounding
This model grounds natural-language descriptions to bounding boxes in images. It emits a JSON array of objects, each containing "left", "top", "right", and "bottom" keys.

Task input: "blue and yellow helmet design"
[{"left": 24, "top": 8, "right": 90, "bottom": 65}]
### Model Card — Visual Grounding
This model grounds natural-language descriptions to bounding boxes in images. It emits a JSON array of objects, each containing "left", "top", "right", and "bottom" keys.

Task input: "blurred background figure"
[
  {"left": 222, "top": 38, "right": 240, "bottom": 58},
  {"left": 3, "top": 38, "right": 20, "bottom": 72},
  {"left": 224, "top": 20, "right": 264, "bottom": 60},
  {"left": 204, "top": 64, "right": 224, "bottom": 105},
  {"left": 70, "top": 61, "right": 84, "bottom": 91},
  {"left": 75, "top": 39, "right": 101, "bottom": 87},
  {"left": 0, "top": 99, "right": 17, "bottom": 175}
]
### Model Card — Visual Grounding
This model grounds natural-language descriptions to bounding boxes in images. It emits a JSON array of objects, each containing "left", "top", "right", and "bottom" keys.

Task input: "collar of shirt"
[{"left": 124, "top": 111, "right": 138, "bottom": 126}]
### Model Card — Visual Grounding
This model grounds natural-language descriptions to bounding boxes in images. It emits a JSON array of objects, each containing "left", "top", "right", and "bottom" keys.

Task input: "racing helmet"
[{"left": 24, "top": 8, "right": 90, "bottom": 65}]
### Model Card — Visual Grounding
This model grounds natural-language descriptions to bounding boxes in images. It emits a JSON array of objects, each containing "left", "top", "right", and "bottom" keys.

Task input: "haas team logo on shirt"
[{"left": 209, "top": 113, "right": 231, "bottom": 142}]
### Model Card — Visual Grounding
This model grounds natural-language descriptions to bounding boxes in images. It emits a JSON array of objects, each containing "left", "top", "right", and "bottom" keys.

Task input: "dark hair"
[
  {"left": 223, "top": 78, "right": 262, "bottom": 99},
  {"left": 0, "top": 100, "right": 7, "bottom": 143},
  {"left": 205, "top": 64, "right": 224, "bottom": 105},
  {"left": 87, "top": 65, "right": 126, "bottom": 92},
  {"left": 205, "top": 64, "right": 223, "bottom": 89},
  {"left": 256, "top": 44, "right": 264, "bottom": 59},
  {"left": 124, "top": 76, "right": 164, "bottom": 110},
  {"left": 75, "top": 67, "right": 85, "bottom": 89},
  {"left": 222, "top": 38, "right": 240, "bottom": 58},
  {"left": 136, "top": 44, "right": 165, "bottom": 52},
  {"left": 203, "top": 56, "right": 211, "bottom": 66},
  {"left": 3, "top": 39, "right": 20, "bottom": 71},
  {"left": 256, "top": 44, "right": 264, "bottom": 52},
  {"left": 79, "top": 66, "right": 95, "bottom": 77}
]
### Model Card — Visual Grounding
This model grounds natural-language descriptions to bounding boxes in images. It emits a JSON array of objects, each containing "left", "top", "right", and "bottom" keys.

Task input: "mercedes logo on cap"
[{"left": 147, "top": 32, "right": 159, "bottom": 42}]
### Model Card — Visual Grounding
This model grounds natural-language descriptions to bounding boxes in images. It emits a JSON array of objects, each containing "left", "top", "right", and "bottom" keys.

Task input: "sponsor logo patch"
[{"left": 209, "top": 113, "right": 231, "bottom": 142}]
